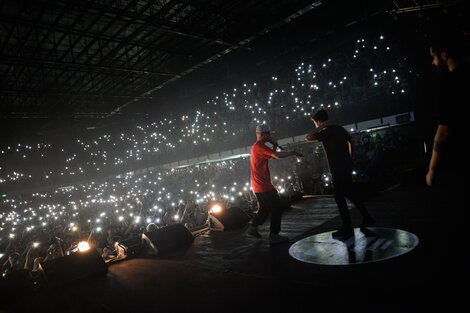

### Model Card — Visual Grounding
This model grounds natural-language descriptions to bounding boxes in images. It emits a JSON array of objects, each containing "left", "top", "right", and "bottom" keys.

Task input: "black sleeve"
[{"left": 315, "top": 128, "right": 327, "bottom": 141}]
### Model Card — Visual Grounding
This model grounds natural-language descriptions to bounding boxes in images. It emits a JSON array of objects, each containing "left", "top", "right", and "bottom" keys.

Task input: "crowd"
[
  {"left": 1, "top": 34, "right": 412, "bottom": 191},
  {"left": 0, "top": 32, "right": 420, "bottom": 281}
]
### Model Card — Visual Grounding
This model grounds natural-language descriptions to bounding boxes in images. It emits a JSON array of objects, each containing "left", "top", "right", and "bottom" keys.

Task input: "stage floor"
[{"left": 2, "top": 184, "right": 464, "bottom": 312}]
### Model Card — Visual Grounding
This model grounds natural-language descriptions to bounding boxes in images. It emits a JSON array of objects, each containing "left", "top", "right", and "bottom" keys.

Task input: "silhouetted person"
[
  {"left": 306, "top": 109, "right": 374, "bottom": 238},
  {"left": 426, "top": 33, "right": 469, "bottom": 189},
  {"left": 247, "top": 124, "right": 304, "bottom": 245},
  {"left": 426, "top": 32, "right": 470, "bottom": 285}
]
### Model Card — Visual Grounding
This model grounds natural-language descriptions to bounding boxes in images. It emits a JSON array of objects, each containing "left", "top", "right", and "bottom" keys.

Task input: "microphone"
[{"left": 272, "top": 142, "right": 284, "bottom": 151}]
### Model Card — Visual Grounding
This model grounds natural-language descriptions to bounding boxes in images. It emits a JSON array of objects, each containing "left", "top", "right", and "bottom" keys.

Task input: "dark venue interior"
[{"left": 1, "top": 1, "right": 469, "bottom": 312}]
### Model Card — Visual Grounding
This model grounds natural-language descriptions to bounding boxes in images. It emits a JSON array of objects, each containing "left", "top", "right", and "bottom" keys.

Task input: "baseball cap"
[{"left": 256, "top": 124, "right": 274, "bottom": 133}]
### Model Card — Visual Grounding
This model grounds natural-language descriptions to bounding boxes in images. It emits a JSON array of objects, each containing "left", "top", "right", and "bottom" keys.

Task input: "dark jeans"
[
  {"left": 424, "top": 177, "right": 470, "bottom": 294},
  {"left": 332, "top": 170, "right": 370, "bottom": 228},
  {"left": 253, "top": 189, "right": 282, "bottom": 234}
]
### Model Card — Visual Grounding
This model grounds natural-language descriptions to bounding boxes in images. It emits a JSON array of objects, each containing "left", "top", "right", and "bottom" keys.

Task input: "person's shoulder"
[
  {"left": 331, "top": 124, "right": 348, "bottom": 131},
  {"left": 253, "top": 141, "right": 267, "bottom": 149},
  {"left": 251, "top": 142, "right": 262, "bottom": 153},
  {"left": 329, "top": 124, "right": 350, "bottom": 136},
  {"left": 325, "top": 124, "right": 344, "bottom": 132}
]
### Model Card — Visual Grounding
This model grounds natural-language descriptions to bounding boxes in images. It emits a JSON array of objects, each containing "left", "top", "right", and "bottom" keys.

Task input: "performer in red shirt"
[{"left": 248, "top": 124, "right": 304, "bottom": 245}]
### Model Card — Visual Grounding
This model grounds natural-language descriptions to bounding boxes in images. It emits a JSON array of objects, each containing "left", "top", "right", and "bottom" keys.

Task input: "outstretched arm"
[
  {"left": 24, "top": 243, "right": 33, "bottom": 270},
  {"left": 271, "top": 150, "right": 304, "bottom": 159},
  {"left": 306, "top": 120, "right": 328, "bottom": 141},
  {"left": 426, "top": 124, "right": 449, "bottom": 187},
  {"left": 305, "top": 132, "right": 317, "bottom": 141}
]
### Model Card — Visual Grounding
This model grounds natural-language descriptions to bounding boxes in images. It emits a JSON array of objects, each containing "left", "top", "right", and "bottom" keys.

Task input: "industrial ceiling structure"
[{"left": 0, "top": 0, "right": 459, "bottom": 122}]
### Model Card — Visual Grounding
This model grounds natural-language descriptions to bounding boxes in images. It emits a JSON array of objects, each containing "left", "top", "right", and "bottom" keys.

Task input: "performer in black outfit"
[
  {"left": 426, "top": 32, "right": 470, "bottom": 280},
  {"left": 306, "top": 109, "right": 374, "bottom": 238}
]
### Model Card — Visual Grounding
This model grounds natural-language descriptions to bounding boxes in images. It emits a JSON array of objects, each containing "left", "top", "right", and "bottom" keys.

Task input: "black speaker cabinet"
[
  {"left": 39, "top": 248, "right": 107, "bottom": 285},
  {"left": 115, "top": 235, "right": 145, "bottom": 258},
  {"left": 142, "top": 223, "right": 194, "bottom": 255},
  {"left": 0, "top": 269, "right": 34, "bottom": 292},
  {"left": 209, "top": 207, "right": 250, "bottom": 231}
]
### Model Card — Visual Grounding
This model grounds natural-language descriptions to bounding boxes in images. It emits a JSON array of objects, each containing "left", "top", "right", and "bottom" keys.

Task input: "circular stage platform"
[{"left": 289, "top": 227, "right": 419, "bottom": 265}]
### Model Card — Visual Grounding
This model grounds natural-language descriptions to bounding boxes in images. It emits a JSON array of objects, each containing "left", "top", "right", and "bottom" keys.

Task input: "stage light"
[
  {"left": 210, "top": 203, "right": 223, "bottom": 214},
  {"left": 33, "top": 242, "right": 40, "bottom": 248},
  {"left": 78, "top": 241, "right": 90, "bottom": 252}
]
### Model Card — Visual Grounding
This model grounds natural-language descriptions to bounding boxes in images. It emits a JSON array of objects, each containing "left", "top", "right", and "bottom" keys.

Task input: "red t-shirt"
[{"left": 250, "top": 141, "right": 275, "bottom": 193}]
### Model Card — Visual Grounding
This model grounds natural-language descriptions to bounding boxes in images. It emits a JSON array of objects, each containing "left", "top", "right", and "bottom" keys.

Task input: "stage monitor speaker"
[
  {"left": 115, "top": 235, "right": 145, "bottom": 258},
  {"left": 39, "top": 248, "right": 107, "bottom": 286},
  {"left": 142, "top": 223, "right": 194, "bottom": 255},
  {"left": 0, "top": 269, "right": 34, "bottom": 293},
  {"left": 209, "top": 207, "right": 250, "bottom": 231}
]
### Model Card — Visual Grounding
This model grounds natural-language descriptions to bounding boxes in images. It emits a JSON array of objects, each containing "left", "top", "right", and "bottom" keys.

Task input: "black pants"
[
  {"left": 427, "top": 176, "right": 470, "bottom": 277},
  {"left": 253, "top": 189, "right": 282, "bottom": 234},
  {"left": 332, "top": 170, "right": 370, "bottom": 228}
]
